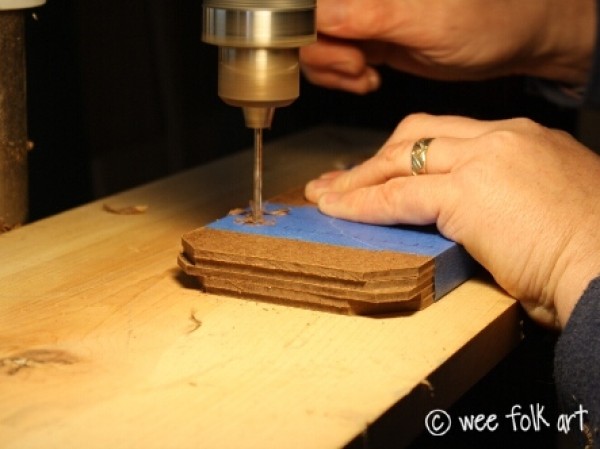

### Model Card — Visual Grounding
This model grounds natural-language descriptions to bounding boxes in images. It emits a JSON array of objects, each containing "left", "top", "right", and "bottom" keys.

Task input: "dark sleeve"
[
  {"left": 554, "top": 276, "right": 600, "bottom": 448},
  {"left": 584, "top": 0, "right": 600, "bottom": 108}
]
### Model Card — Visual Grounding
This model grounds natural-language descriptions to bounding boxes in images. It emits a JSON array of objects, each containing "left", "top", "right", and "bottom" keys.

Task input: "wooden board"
[{"left": 0, "top": 126, "right": 520, "bottom": 449}]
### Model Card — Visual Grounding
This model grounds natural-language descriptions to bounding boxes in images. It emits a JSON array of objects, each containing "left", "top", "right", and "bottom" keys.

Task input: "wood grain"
[
  {"left": 179, "top": 227, "right": 435, "bottom": 314},
  {"left": 0, "top": 126, "right": 520, "bottom": 449}
]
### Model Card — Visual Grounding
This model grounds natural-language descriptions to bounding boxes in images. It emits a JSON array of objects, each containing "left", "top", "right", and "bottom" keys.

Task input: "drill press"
[
  {"left": 202, "top": 0, "right": 316, "bottom": 222},
  {"left": 0, "top": 0, "right": 45, "bottom": 230}
]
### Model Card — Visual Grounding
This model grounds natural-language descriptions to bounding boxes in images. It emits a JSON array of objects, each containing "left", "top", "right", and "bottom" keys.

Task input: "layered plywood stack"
[{"left": 179, "top": 194, "right": 474, "bottom": 316}]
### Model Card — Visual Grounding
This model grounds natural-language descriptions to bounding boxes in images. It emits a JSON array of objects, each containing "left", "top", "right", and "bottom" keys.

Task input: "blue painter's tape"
[
  {"left": 211, "top": 204, "right": 452, "bottom": 256},
  {"left": 208, "top": 204, "right": 475, "bottom": 299}
]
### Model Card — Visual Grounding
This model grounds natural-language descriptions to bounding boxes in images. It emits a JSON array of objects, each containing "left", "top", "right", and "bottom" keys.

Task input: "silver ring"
[{"left": 411, "top": 137, "right": 434, "bottom": 176}]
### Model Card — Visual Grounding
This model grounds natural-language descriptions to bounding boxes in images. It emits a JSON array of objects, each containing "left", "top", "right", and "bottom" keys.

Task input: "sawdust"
[
  {"left": 420, "top": 378, "right": 434, "bottom": 396},
  {"left": 103, "top": 203, "right": 149, "bottom": 215},
  {"left": 0, "top": 217, "right": 19, "bottom": 234},
  {"left": 228, "top": 206, "right": 290, "bottom": 226},
  {"left": 187, "top": 310, "right": 202, "bottom": 334}
]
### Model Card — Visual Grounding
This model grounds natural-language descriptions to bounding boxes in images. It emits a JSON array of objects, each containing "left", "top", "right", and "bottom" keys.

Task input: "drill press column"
[
  {"left": 0, "top": 0, "right": 45, "bottom": 230},
  {"left": 202, "top": 0, "right": 316, "bottom": 220}
]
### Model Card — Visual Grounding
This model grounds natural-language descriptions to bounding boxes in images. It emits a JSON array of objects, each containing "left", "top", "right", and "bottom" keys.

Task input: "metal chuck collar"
[{"left": 202, "top": 0, "right": 316, "bottom": 129}]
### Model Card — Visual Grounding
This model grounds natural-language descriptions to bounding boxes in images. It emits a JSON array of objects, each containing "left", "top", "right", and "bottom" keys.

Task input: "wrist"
[{"left": 552, "top": 228, "right": 600, "bottom": 328}]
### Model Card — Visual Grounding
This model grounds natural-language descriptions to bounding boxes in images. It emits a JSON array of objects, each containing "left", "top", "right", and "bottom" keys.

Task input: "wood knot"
[{"left": 0, "top": 349, "right": 78, "bottom": 376}]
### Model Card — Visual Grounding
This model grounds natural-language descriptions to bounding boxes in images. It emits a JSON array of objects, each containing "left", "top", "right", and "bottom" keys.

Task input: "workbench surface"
[{"left": 0, "top": 126, "right": 520, "bottom": 449}]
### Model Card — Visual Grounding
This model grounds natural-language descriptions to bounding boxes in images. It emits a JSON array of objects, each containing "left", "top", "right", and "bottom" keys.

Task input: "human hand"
[
  {"left": 305, "top": 114, "right": 600, "bottom": 328},
  {"left": 300, "top": 0, "right": 595, "bottom": 94}
]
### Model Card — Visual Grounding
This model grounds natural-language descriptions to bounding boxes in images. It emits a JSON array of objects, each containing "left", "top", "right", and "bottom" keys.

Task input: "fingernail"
[
  {"left": 306, "top": 178, "right": 331, "bottom": 201},
  {"left": 331, "top": 61, "right": 360, "bottom": 75},
  {"left": 319, "top": 191, "right": 342, "bottom": 206},
  {"left": 367, "top": 70, "right": 381, "bottom": 91},
  {"left": 319, "top": 171, "right": 341, "bottom": 180},
  {"left": 309, "top": 178, "right": 332, "bottom": 190}
]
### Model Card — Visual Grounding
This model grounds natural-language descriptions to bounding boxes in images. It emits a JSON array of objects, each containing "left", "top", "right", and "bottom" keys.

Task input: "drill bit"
[{"left": 252, "top": 128, "right": 264, "bottom": 222}]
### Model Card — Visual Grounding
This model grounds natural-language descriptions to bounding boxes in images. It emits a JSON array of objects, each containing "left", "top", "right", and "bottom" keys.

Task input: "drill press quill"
[{"left": 202, "top": 0, "right": 316, "bottom": 222}]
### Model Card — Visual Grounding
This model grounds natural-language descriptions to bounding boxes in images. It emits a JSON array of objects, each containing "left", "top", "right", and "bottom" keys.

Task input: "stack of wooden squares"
[{"left": 179, "top": 197, "right": 474, "bottom": 316}]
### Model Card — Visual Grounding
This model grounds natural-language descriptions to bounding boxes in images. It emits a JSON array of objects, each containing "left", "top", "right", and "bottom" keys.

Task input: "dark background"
[{"left": 23, "top": 2, "right": 580, "bottom": 447}]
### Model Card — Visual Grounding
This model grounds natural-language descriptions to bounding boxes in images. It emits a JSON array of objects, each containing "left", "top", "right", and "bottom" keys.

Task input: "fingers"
[
  {"left": 305, "top": 114, "right": 539, "bottom": 206},
  {"left": 301, "top": 65, "right": 381, "bottom": 94},
  {"left": 385, "top": 113, "right": 506, "bottom": 144},
  {"left": 305, "top": 135, "right": 468, "bottom": 202},
  {"left": 301, "top": 38, "right": 368, "bottom": 77},
  {"left": 316, "top": 175, "right": 452, "bottom": 228},
  {"left": 317, "top": 170, "right": 346, "bottom": 181},
  {"left": 300, "top": 40, "right": 381, "bottom": 94}
]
